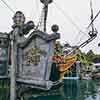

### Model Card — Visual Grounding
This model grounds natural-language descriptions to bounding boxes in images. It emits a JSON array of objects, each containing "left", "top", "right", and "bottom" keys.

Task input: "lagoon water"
[{"left": 0, "top": 80, "right": 100, "bottom": 100}]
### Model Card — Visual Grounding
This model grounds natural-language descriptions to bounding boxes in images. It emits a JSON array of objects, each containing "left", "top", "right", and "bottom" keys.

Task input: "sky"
[{"left": 0, "top": 0, "right": 100, "bottom": 54}]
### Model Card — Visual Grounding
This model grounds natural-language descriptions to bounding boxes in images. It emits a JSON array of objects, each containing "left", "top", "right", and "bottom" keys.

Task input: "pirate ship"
[{"left": 0, "top": 0, "right": 99, "bottom": 92}]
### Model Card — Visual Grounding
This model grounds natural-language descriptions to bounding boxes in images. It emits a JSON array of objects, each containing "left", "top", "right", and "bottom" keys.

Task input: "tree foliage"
[
  {"left": 77, "top": 49, "right": 100, "bottom": 67},
  {"left": 54, "top": 41, "right": 100, "bottom": 66}
]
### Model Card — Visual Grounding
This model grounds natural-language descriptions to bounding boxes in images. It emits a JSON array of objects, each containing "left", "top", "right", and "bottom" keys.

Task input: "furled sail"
[
  {"left": 52, "top": 41, "right": 77, "bottom": 79},
  {"left": 52, "top": 53, "right": 77, "bottom": 79}
]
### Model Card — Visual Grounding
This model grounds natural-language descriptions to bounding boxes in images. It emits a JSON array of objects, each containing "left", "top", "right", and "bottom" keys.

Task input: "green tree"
[{"left": 86, "top": 50, "right": 95, "bottom": 62}]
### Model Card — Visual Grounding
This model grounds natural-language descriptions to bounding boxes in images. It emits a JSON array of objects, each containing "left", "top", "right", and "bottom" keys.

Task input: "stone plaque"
[{"left": 23, "top": 48, "right": 47, "bottom": 66}]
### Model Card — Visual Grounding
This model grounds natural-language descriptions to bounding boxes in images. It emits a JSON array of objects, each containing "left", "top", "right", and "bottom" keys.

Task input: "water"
[
  {"left": 0, "top": 80, "right": 9, "bottom": 100},
  {"left": 0, "top": 80, "right": 100, "bottom": 100}
]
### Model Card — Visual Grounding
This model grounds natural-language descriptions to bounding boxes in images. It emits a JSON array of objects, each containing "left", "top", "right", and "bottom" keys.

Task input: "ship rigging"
[
  {"left": 1, "top": 0, "right": 99, "bottom": 47},
  {"left": 0, "top": 0, "right": 100, "bottom": 100}
]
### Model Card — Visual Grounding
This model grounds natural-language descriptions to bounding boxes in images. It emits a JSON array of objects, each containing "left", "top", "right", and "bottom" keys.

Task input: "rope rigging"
[
  {"left": 30, "top": 0, "right": 40, "bottom": 20},
  {"left": 53, "top": 0, "right": 99, "bottom": 48},
  {"left": 59, "top": 0, "right": 99, "bottom": 57},
  {"left": 35, "top": 6, "right": 45, "bottom": 31},
  {"left": 87, "top": 11, "right": 100, "bottom": 29},
  {"left": 53, "top": 1, "right": 88, "bottom": 37},
  {"left": 74, "top": 33, "right": 89, "bottom": 46},
  {"left": 35, "top": 0, "right": 53, "bottom": 32},
  {"left": 0, "top": 0, "right": 15, "bottom": 14},
  {"left": 53, "top": 1, "right": 92, "bottom": 47},
  {"left": 0, "top": 0, "right": 99, "bottom": 47},
  {"left": 74, "top": 0, "right": 99, "bottom": 47},
  {"left": 87, "top": 0, "right": 98, "bottom": 38}
]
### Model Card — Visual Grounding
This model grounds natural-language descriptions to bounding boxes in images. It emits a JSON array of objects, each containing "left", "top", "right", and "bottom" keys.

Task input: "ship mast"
[
  {"left": 78, "top": 0, "right": 98, "bottom": 48},
  {"left": 65, "top": 0, "right": 99, "bottom": 55},
  {"left": 90, "top": 0, "right": 94, "bottom": 34},
  {"left": 88, "top": 0, "right": 97, "bottom": 37},
  {"left": 40, "top": 0, "right": 52, "bottom": 32}
]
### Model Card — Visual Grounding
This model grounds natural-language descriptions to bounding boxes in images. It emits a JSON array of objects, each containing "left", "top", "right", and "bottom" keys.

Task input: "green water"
[
  {"left": 0, "top": 80, "right": 100, "bottom": 100},
  {"left": 22, "top": 80, "right": 100, "bottom": 100},
  {"left": 0, "top": 80, "right": 9, "bottom": 100}
]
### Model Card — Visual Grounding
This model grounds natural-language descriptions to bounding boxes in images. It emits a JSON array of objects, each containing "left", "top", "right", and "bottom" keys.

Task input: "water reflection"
[
  {"left": 0, "top": 80, "right": 9, "bottom": 100},
  {"left": 0, "top": 80, "right": 100, "bottom": 100},
  {"left": 64, "top": 80, "right": 100, "bottom": 100},
  {"left": 22, "top": 80, "right": 100, "bottom": 100}
]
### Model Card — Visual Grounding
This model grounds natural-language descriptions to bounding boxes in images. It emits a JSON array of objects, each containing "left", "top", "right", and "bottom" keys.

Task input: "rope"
[
  {"left": 35, "top": 0, "right": 39, "bottom": 15},
  {"left": 53, "top": 2, "right": 87, "bottom": 35},
  {"left": 35, "top": 6, "right": 44, "bottom": 30},
  {"left": 0, "top": 0, "right": 15, "bottom": 14},
  {"left": 73, "top": 34, "right": 85, "bottom": 46},
  {"left": 87, "top": 10, "right": 100, "bottom": 28},
  {"left": 53, "top": 1, "right": 90, "bottom": 46},
  {"left": 73, "top": 28, "right": 90, "bottom": 46},
  {"left": 30, "top": 0, "right": 39, "bottom": 20}
]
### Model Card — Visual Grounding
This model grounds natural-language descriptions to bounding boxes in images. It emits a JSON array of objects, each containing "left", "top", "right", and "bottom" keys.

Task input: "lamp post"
[{"left": 10, "top": 11, "right": 25, "bottom": 100}]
